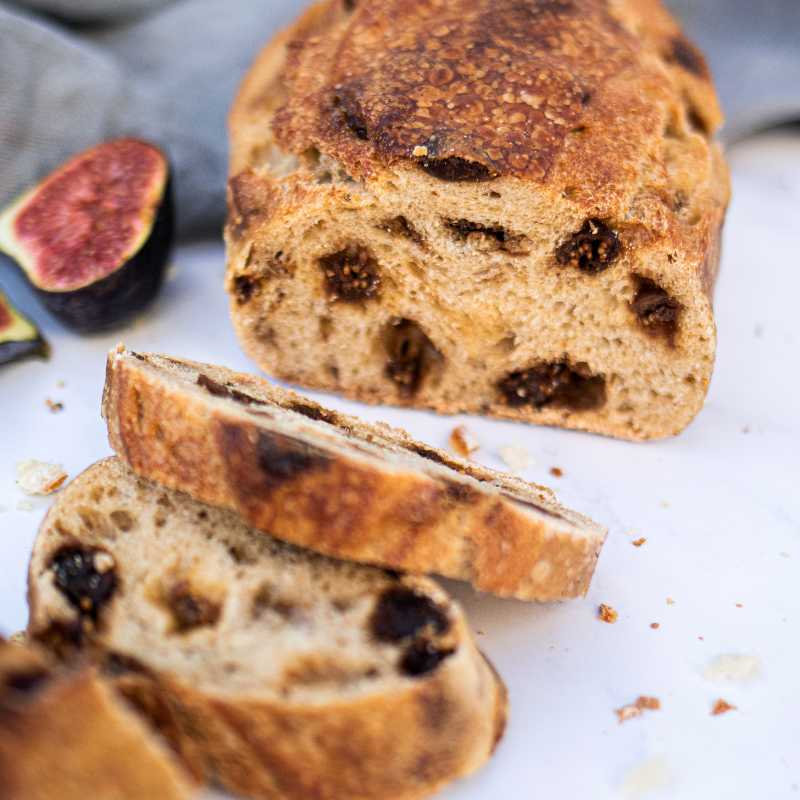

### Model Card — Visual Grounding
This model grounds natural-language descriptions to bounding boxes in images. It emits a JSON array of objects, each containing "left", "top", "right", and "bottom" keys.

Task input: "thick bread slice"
[
  {"left": 0, "top": 638, "right": 194, "bottom": 800},
  {"left": 27, "top": 457, "right": 507, "bottom": 800},
  {"left": 225, "top": 0, "right": 729, "bottom": 441},
  {"left": 103, "top": 347, "right": 607, "bottom": 600}
]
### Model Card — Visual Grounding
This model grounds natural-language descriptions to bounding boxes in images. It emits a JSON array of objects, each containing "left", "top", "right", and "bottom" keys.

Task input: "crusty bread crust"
[
  {"left": 0, "top": 640, "right": 193, "bottom": 800},
  {"left": 225, "top": 0, "right": 729, "bottom": 441},
  {"left": 27, "top": 457, "right": 508, "bottom": 800},
  {"left": 102, "top": 348, "right": 607, "bottom": 600}
]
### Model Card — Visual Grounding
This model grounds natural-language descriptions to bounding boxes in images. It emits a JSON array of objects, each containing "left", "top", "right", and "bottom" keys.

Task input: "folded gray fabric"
[{"left": 0, "top": 0, "right": 798, "bottom": 240}]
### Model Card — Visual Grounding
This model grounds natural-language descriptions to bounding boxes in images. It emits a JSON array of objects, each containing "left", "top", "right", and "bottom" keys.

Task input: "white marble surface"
[{"left": 1, "top": 130, "right": 799, "bottom": 799}]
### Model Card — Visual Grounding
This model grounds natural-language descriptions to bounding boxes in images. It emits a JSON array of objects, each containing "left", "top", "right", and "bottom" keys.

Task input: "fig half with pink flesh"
[
  {"left": 0, "top": 139, "right": 173, "bottom": 332},
  {"left": 0, "top": 286, "right": 48, "bottom": 365}
]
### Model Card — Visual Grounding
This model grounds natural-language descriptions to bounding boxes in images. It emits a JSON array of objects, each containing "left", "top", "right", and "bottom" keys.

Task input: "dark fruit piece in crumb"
[
  {"left": 556, "top": 219, "right": 621, "bottom": 274},
  {"left": 400, "top": 641, "right": 454, "bottom": 676},
  {"left": 0, "top": 286, "right": 48, "bottom": 366},
  {"left": 371, "top": 587, "right": 451, "bottom": 642},
  {"left": 383, "top": 318, "right": 443, "bottom": 398},
  {"left": 166, "top": 583, "right": 221, "bottom": 633},
  {"left": 631, "top": 275, "right": 681, "bottom": 344},
  {"left": 50, "top": 547, "right": 117, "bottom": 619},
  {"left": 498, "top": 362, "right": 606, "bottom": 411},
  {"left": 0, "top": 139, "right": 173, "bottom": 332},
  {"left": 318, "top": 243, "right": 380, "bottom": 301}
]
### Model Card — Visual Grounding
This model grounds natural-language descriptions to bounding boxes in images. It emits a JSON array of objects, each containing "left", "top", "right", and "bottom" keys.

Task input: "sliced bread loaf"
[
  {"left": 0, "top": 637, "right": 194, "bottom": 800},
  {"left": 102, "top": 347, "right": 607, "bottom": 600},
  {"left": 27, "top": 457, "right": 507, "bottom": 800}
]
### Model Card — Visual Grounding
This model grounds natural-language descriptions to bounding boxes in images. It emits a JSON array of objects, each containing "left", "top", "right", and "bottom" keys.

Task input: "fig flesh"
[
  {"left": 0, "top": 139, "right": 173, "bottom": 332},
  {"left": 0, "top": 286, "right": 48, "bottom": 365}
]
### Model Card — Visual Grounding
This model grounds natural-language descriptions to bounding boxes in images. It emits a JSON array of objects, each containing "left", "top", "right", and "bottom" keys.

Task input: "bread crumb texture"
[
  {"left": 599, "top": 604, "right": 618, "bottom": 623},
  {"left": 711, "top": 699, "right": 736, "bottom": 715},
  {"left": 616, "top": 695, "right": 660, "bottom": 723},
  {"left": 15, "top": 460, "right": 68, "bottom": 495},
  {"left": 700, "top": 651, "right": 762, "bottom": 683},
  {"left": 497, "top": 443, "right": 534, "bottom": 475},
  {"left": 621, "top": 753, "right": 668, "bottom": 797}
]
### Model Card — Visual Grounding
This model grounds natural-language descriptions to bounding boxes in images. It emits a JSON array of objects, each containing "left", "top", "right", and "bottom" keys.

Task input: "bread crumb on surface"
[
  {"left": 736, "top": 603, "right": 743, "bottom": 608},
  {"left": 622, "top": 753, "right": 668, "bottom": 797},
  {"left": 497, "top": 442, "right": 533, "bottom": 475},
  {"left": 449, "top": 425, "right": 481, "bottom": 458},
  {"left": 549, "top": 467, "right": 563, "bottom": 478},
  {"left": 667, "top": 598, "right": 674, "bottom": 604},
  {"left": 661, "top": 502, "right": 669, "bottom": 508},
  {"left": 58, "top": 380, "right": 66, "bottom": 388},
  {"left": 16, "top": 500, "right": 33, "bottom": 512},
  {"left": 633, "top": 537, "right": 646, "bottom": 547},
  {"left": 616, "top": 696, "right": 661, "bottom": 723},
  {"left": 625, "top": 527, "right": 642, "bottom": 538},
  {"left": 701, "top": 652, "right": 761, "bottom": 683},
  {"left": 781, "top": 552, "right": 790, "bottom": 558},
  {"left": 599, "top": 604, "right": 618, "bottom": 623},
  {"left": 0, "top": 505, "right": 6, "bottom": 513},
  {"left": 651, "top": 622, "right": 659, "bottom": 629},
  {"left": 15, "top": 460, "right": 68, "bottom": 495},
  {"left": 45, "top": 398, "right": 64, "bottom": 412},
  {"left": 711, "top": 699, "right": 737, "bottom": 715}
]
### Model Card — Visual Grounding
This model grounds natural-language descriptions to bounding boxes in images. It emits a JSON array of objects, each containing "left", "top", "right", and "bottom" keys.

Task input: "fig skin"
[
  {"left": 0, "top": 140, "right": 174, "bottom": 333},
  {"left": 0, "top": 287, "right": 49, "bottom": 366}
]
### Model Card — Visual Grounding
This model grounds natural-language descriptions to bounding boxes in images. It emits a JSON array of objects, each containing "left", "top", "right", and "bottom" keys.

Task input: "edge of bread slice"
[
  {"left": 0, "top": 638, "right": 194, "bottom": 800},
  {"left": 27, "top": 457, "right": 507, "bottom": 800},
  {"left": 102, "top": 347, "right": 607, "bottom": 600}
]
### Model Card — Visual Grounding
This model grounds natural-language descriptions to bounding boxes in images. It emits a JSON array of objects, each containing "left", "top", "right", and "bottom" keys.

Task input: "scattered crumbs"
[
  {"left": 711, "top": 699, "right": 737, "bottom": 716},
  {"left": 759, "top": 427, "right": 765, "bottom": 434},
  {"left": 651, "top": 622, "right": 660, "bottom": 629},
  {"left": 701, "top": 651, "right": 761, "bottom": 683},
  {"left": 45, "top": 399, "right": 64, "bottom": 413},
  {"left": 0, "top": 505, "right": 5, "bottom": 513},
  {"left": 599, "top": 604, "right": 618, "bottom": 623},
  {"left": 16, "top": 500, "right": 33, "bottom": 512},
  {"left": 625, "top": 527, "right": 642, "bottom": 538},
  {"left": 667, "top": 598, "right": 674, "bottom": 604},
  {"left": 743, "top": 426, "right": 749, "bottom": 433},
  {"left": 412, "top": 145, "right": 428, "bottom": 157},
  {"left": 550, "top": 467, "right": 563, "bottom": 478},
  {"left": 616, "top": 695, "right": 661, "bottom": 723},
  {"left": 699, "top": 636, "right": 704, "bottom": 640},
  {"left": 477, "top": 631, "right": 484, "bottom": 636},
  {"left": 633, "top": 537, "right": 647, "bottom": 547},
  {"left": 736, "top": 603, "right": 743, "bottom": 608},
  {"left": 57, "top": 381, "right": 66, "bottom": 388},
  {"left": 15, "top": 460, "right": 68, "bottom": 495},
  {"left": 661, "top": 502, "right": 669, "bottom": 508},
  {"left": 497, "top": 442, "right": 534, "bottom": 475},
  {"left": 165, "top": 263, "right": 181, "bottom": 282},
  {"left": 8, "top": 631, "right": 27, "bottom": 645},
  {"left": 781, "top": 552, "right": 790, "bottom": 558},
  {"left": 549, "top": 646, "right": 554, "bottom": 650},
  {"left": 449, "top": 425, "right": 480, "bottom": 458},
  {"left": 621, "top": 753, "right": 668, "bottom": 797}
]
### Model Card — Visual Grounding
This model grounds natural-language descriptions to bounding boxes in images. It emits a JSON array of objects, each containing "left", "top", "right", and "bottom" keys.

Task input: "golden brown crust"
[
  {"left": 0, "top": 641, "right": 193, "bottom": 800},
  {"left": 102, "top": 349, "right": 607, "bottom": 600}
]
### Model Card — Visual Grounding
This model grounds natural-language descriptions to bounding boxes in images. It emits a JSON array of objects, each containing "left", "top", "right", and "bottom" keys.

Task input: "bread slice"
[
  {"left": 102, "top": 347, "right": 607, "bottom": 600},
  {"left": 224, "top": 0, "right": 729, "bottom": 441},
  {"left": 0, "top": 637, "right": 193, "bottom": 800},
  {"left": 27, "top": 457, "right": 507, "bottom": 800}
]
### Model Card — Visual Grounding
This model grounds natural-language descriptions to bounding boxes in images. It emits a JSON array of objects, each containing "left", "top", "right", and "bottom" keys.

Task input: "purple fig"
[
  {"left": 0, "top": 286, "right": 48, "bottom": 365},
  {"left": 0, "top": 139, "right": 173, "bottom": 332}
]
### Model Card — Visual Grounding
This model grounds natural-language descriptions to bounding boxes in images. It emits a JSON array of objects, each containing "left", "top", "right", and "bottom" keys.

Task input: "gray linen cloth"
[{"left": 0, "top": 0, "right": 798, "bottom": 239}]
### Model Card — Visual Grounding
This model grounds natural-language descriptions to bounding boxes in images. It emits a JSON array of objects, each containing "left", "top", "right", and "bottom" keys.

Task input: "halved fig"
[
  {"left": 0, "top": 139, "right": 173, "bottom": 332},
  {"left": 0, "top": 286, "right": 48, "bottom": 365}
]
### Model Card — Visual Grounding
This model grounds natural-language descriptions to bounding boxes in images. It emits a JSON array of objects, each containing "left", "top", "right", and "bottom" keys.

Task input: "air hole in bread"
[
  {"left": 488, "top": 191, "right": 502, "bottom": 198},
  {"left": 319, "top": 316, "right": 333, "bottom": 341},
  {"left": 667, "top": 36, "right": 708, "bottom": 78},
  {"left": 109, "top": 510, "right": 134, "bottom": 532},
  {"left": 196, "top": 374, "right": 268, "bottom": 408},
  {"left": 318, "top": 243, "right": 380, "bottom": 302},
  {"left": 630, "top": 275, "right": 681, "bottom": 345},
  {"left": 371, "top": 587, "right": 451, "bottom": 643},
  {"left": 166, "top": 582, "right": 222, "bottom": 633},
  {"left": 498, "top": 361, "right": 606, "bottom": 411},
  {"left": 50, "top": 547, "right": 118, "bottom": 620},
  {"left": 289, "top": 401, "right": 337, "bottom": 425},
  {"left": 556, "top": 219, "right": 621, "bottom": 273},
  {"left": 444, "top": 218, "right": 530, "bottom": 255},
  {"left": 4, "top": 669, "right": 50, "bottom": 694},
  {"left": 232, "top": 274, "right": 262, "bottom": 305},
  {"left": 252, "top": 584, "right": 298, "bottom": 620},
  {"left": 419, "top": 156, "right": 498, "bottom": 182},
  {"left": 377, "top": 215, "right": 425, "bottom": 247},
  {"left": 281, "top": 654, "right": 377, "bottom": 692},
  {"left": 331, "top": 91, "right": 370, "bottom": 141},
  {"left": 382, "top": 319, "right": 443, "bottom": 398}
]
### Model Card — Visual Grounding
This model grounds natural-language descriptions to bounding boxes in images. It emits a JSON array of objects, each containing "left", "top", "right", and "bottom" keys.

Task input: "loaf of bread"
[
  {"left": 0, "top": 637, "right": 193, "bottom": 800},
  {"left": 103, "top": 347, "right": 607, "bottom": 600},
  {"left": 27, "top": 457, "right": 507, "bottom": 800},
  {"left": 225, "top": 0, "right": 729, "bottom": 441}
]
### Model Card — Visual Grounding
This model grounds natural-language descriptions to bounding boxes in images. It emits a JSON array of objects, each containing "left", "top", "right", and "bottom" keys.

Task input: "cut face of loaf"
[
  {"left": 27, "top": 457, "right": 507, "bottom": 800},
  {"left": 103, "top": 348, "right": 607, "bottom": 600},
  {"left": 225, "top": 0, "right": 729, "bottom": 441},
  {"left": 0, "top": 639, "right": 193, "bottom": 800}
]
